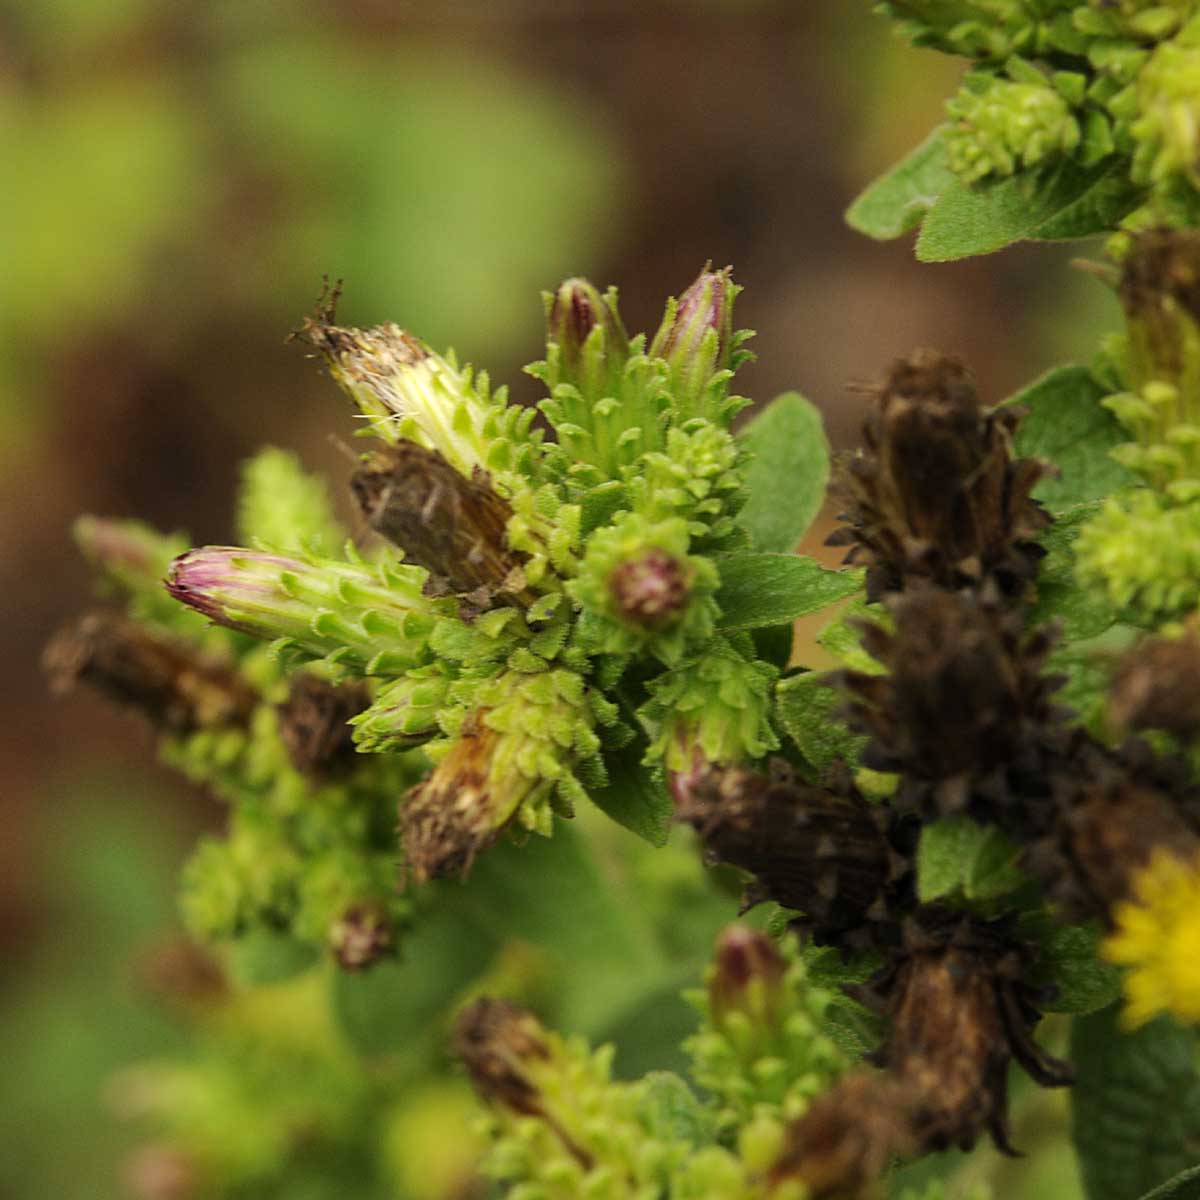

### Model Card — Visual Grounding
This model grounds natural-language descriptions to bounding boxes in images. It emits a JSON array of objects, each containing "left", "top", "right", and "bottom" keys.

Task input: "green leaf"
[
  {"left": 1023, "top": 917, "right": 1121, "bottom": 1015},
  {"left": 916, "top": 158, "right": 1143, "bottom": 262},
  {"left": 1010, "top": 365, "right": 1137, "bottom": 513},
  {"left": 589, "top": 736, "right": 674, "bottom": 848},
  {"left": 715, "top": 554, "right": 862, "bottom": 632},
  {"left": 226, "top": 929, "right": 320, "bottom": 987},
  {"left": 737, "top": 392, "right": 830, "bottom": 553},
  {"left": 916, "top": 817, "right": 1025, "bottom": 904},
  {"left": 774, "top": 670, "right": 866, "bottom": 771},
  {"left": 1140, "top": 1166, "right": 1200, "bottom": 1200},
  {"left": 1071, "top": 1005, "right": 1200, "bottom": 1200},
  {"left": 846, "top": 126, "right": 956, "bottom": 240},
  {"left": 1030, "top": 501, "right": 1118, "bottom": 641}
]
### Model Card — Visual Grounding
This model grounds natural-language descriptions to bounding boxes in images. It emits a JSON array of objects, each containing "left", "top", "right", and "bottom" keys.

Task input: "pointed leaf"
[
  {"left": 774, "top": 670, "right": 866, "bottom": 771},
  {"left": 588, "top": 735, "right": 674, "bottom": 847},
  {"left": 715, "top": 554, "right": 862, "bottom": 632},
  {"left": 737, "top": 391, "right": 830, "bottom": 553},
  {"left": 846, "top": 126, "right": 956, "bottom": 240}
]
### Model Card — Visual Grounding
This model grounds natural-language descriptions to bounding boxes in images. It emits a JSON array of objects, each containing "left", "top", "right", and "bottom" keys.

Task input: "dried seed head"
[
  {"left": 275, "top": 674, "right": 370, "bottom": 778},
  {"left": 350, "top": 441, "right": 528, "bottom": 608},
  {"left": 401, "top": 718, "right": 517, "bottom": 884},
  {"left": 828, "top": 349, "right": 1050, "bottom": 603},
  {"left": 839, "top": 589, "right": 1067, "bottom": 835},
  {"left": 1108, "top": 624, "right": 1200, "bottom": 739},
  {"left": 329, "top": 903, "right": 393, "bottom": 971},
  {"left": 674, "top": 758, "right": 913, "bottom": 954},
  {"left": 454, "top": 998, "right": 551, "bottom": 1118},
  {"left": 1027, "top": 740, "right": 1200, "bottom": 923},
  {"left": 607, "top": 546, "right": 693, "bottom": 629},
  {"left": 43, "top": 612, "right": 257, "bottom": 733},
  {"left": 769, "top": 1071, "right": 916, "bottom": 1199}
]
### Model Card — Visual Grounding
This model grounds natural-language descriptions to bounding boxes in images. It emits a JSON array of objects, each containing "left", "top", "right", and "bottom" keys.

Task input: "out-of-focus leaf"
[
  {"left": 846, "top": 127, "right": 956, "bottom": 240},
  {"left": 916, "top": 159, "right": 1143, "bottom": 262},
  {"left": 917, "top": 817, "right": 1025, "bottom": 904},
  {"left": 1140, "top": 1166, "right": 1200, "bottom": 1200},
  {"left": 737, "top": 392, "right": 830, "bottom": 553},
  {"left": 1071, "top": 1004, "right": 1200, "bottom": 1200},
  {"left": 589, "top": 737, "right": 673, "bottom": 848},
  {"left": 1023, "top": 917, "right": 1121, "bottom": 1016},
  {"left": 1009, "top": 366, "right": 1137, "bottom": 513},
  {"left": 715, "top": 555, "right": 862, "bottom": 632},
  {"left": 1030, "top": 502, "right": 1119, "bottom": 642},
  {"left": 775, "top": 671, "right": 866, "bottom": 771}
]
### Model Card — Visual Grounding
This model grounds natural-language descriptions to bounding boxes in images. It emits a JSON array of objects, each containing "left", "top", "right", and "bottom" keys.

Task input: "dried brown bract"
[
  {"left": 1027, "top": 739, "right": 1200, "bottom": 922},
  {"left": 351, "top": 441, "right": 529, "bottom": 612},
  {"left": 838, "top": 588, "right": 1069, "bottom": 836},
  {"left": 827, "top": 350, "right": 1050, "bottom": 603},
  {"left": 43, "top": 612, "right": 257, "bottom": 734},
  {"left": 1108, "top": 624, "right": 1200, "bottom": 739},
  {"left": 673, "top": 757, "right": 915, "bottom": 954},
  {"left": 275, "top": 674, "right": 370, "bottom": 779}
]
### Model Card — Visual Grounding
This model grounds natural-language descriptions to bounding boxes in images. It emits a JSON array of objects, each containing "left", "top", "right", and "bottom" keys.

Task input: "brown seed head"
[
  {"left": 275, "top": 674, "right": 370, "bottom": 779},
  {"left": 43, "top": 612, "right": 257, "bottom": 733}
]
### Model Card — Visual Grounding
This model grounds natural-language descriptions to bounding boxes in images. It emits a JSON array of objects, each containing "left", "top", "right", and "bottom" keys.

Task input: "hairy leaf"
[
  {"left": 1010, "top": 365, "right": 1136, "bottom": 513},
  {"left": 917, "top": 159, "right": 1143, "bottom": 262},
  {"left": 775, "top": 670, "right": 866, "bottom": 771},
  {"left": 1071, "top": 1005, "right": 1200, "bottom": 1200},
  {"left": 737, "top": 391, "right": 829, "bottom": 553},
  {"left": 1030, "top": 501, "right": 1118, "bottom": 642},
  {"left": 846, "top": 126, "right": 956, "bottom": 240},
  {"left": 715, "top": 554, "right": 862, "bottom": 632},
  {"left": 589, "top": 735, "right": 673, "bottom": 848},
  {"left": 917, "top": 816, "right": 1025, "bottom": 904}
]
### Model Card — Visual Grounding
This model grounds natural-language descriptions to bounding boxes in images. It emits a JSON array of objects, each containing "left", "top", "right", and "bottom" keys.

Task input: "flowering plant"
[{"left": 47, "top": 4, "right": 1200, "bottom": 1197}]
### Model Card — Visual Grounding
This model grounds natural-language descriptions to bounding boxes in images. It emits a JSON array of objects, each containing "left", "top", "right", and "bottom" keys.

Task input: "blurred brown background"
[{"left": 0, "top": 2, "right": 1113, "bottom": 1194}]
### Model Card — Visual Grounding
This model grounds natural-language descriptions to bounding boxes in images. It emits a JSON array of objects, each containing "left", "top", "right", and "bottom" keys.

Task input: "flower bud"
[
  {"left": 350, "top": 441, "right": 528, "bottom": 606},
  {"left": 275, "top": 674, "right": 370, "bottom": 778},
  {"left": 455, "top": 997, "right": 552, "bottom": 1118},
  {"left": 329, "top": 902, "right": 393, "bottom": 971},
  {"left": 608, "top": 547, "right": 692, "bottom": 629},
  {"left": 43, "top": 612, "right": 257, "bottom": 733},
  {"left": 165, "top": 546, "right": 439, "bottom": 673},
  {"left": 296, "top": 299, "right": 497, "bottom": 476},
  {"left": 546, "top": 277, "right": 629, "bottom": 396},
  {"left": 650, "top": 266, "right": 749, "bottom": 424},
  {"left": 708, "top": 924, "right": 787, "bottom": 1030}
]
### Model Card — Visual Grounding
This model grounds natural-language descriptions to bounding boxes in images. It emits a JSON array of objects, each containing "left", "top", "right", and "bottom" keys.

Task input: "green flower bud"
[
  {"left": 545, "top": 276, "right": 630, "bottom": 398},
  {"left": 166, "top": 546, "right": 443, "bottom": 674},
  {"left": 650, "top": 267, "right": 753, "bottom": 427},
  {"left": 1131, "top": 21, "right": 1200, "bottom": 187},
  {"left": 350, "top": 666, "right": 452, "bottom": 752},
  {"left": 43, "top": 612, "right": 257, "bottom": 733},
  {"left": 878, "top": 0, "right": 1038, "bottom": 60},
  {"left": 708, "top": 924, "right": 788, "bottom": 1030},
  {"left": 945, "top": 73, "right": 1080, "bottom": 184},
  {"left": 643, "top": 638, "right": 779, "bottom": 773},
  {"left": 569, "top": 513, "right": 718, "bottom": 666}
]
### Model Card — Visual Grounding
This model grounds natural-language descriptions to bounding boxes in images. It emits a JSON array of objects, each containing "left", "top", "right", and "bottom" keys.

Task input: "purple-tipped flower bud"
[
  {"left": 329, "top": 903, "right": 393, "bottom": 970},
  {"left": 275, "top": 674, "right": 370, "bottom": 778},
  {"left": 165, "top": 547, "right": 439, "bottom": 673},
  {"left": 650, "top": 266, "right": 745, "bottom": 421},
  {"left": 709, "top": 924, "right": 787, "bottom": 1030},
  {"left": 607, "top": 547, "right": 692, "bottom": 630},
  {"left": 43, "top": 612, "right": 257, "bottom": 733},
  {"left": 350, "top": 441, "right": 529, "bottom": 608},
  {"left": 546, "top": 277, "right": 630, "bottom": 396}
]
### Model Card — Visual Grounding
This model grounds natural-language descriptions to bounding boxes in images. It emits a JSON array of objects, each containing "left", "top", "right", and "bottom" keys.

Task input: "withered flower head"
[
  {"left": 275, "top": 674, "right": 370, "bottom": 779},
  {"left": 674, "top": 757, "right": 913, "bottom": 954},
  {"left": 454, "top": 997, "right": 551, "bottom": 1119},
  {"left": 607, "top": 546, "right": 693, "bottom": 629},
  {"left": 1118, "top": 229, "right": 1200, "bottom": 383},
  {"left": 1108, "top": 624, "right": 1200, "bottom": 740},
  {"left": 1027, "top": 739, "right": 1200, "bottom": 923},
  {"left": 856, "top": 912, "right": 1072, "bottom": 1158},
  {"left": 827, "top": 349, "right": 1050, "bottom": 603},
  {"left": 43, "top": 612, "right": 257, "bottom": 734},
  {"left": 329, "top": 903, "right": 393, "bottom": 971},
  {"left": 401, "top": 717, "right": 512, "bottom": 884},
  {"left": 768, "top": 1071, "right": 916, "bottom": 1199},
  {"left": 350, "top": 441, "right": 528, "bottom": 610},
  {"left": 839, "top": 589, "right": 1068, "bottom": 834}
]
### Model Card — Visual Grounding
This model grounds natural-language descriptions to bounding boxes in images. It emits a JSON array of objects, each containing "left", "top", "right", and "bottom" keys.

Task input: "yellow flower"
[{"left": 1104, "top": 848, "right": 1200, "bottom": 1027}]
